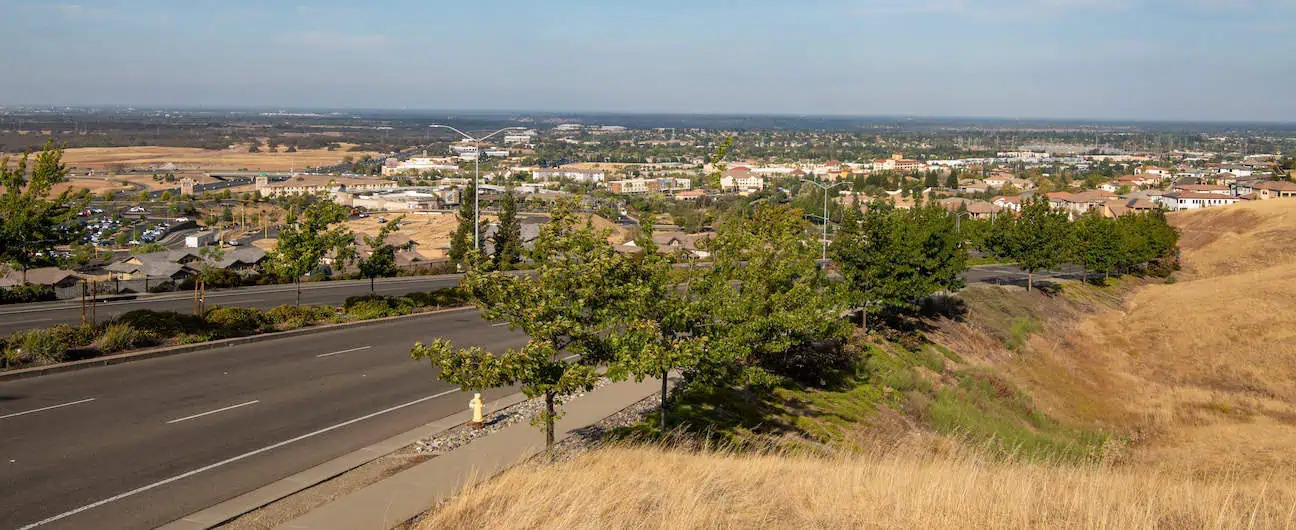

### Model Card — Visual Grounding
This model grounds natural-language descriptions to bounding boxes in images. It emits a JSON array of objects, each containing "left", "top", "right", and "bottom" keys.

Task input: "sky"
[{"left": 1, "top": 0, "right": 1294, "bottom": 121}]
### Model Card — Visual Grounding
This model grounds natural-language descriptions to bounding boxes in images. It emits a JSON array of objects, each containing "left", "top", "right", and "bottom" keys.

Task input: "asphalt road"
[
  {"left": 0, "top": 275, "right": 464, "bottom": 336},
  {"left": 0, "top": 309, "right": 528, "bottom": 530}
]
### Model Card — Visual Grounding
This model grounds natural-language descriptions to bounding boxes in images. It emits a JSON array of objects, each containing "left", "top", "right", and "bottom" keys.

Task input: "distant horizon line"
[{"left": 2, "top": 103, "right": 1294, "bottom": 126}]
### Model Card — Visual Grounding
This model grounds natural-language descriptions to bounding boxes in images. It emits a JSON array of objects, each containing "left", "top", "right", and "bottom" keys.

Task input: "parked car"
[
  {"left": 226, "top": 240, "right": 241, "bottom": 246},
  {"left": 175, "top": 217, "right": 190, "bottom": 223}
]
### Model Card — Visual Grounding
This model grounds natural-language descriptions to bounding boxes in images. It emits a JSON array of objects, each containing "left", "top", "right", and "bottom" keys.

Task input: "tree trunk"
[
  {"left": 295, "top": 277, "right": 302, "bottom": 306},
  {"left": 21, "top": 264, "right": 28, "bottom": 286},
  {"left": 1027, "top": 271, "right": 1033, "bottom": 292},
  {"left": 544, "top": 391, "right": 556, "bottom": 448},
  {"left": 370, "top": 276, "right": 375, "bottom": 294},
  {"left": 659, "top": 369, "right": 669, "bottom": 430}
]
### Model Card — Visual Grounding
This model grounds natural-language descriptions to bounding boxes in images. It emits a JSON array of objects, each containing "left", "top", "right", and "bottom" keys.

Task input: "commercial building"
[{"left": 608, "top": 178, "right": 691, "bottom": 195}]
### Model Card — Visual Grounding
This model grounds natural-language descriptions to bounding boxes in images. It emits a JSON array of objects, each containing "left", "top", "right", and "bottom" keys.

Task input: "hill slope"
[{"left": 419, "top": 200, "right": 1296, "bottom": 529}]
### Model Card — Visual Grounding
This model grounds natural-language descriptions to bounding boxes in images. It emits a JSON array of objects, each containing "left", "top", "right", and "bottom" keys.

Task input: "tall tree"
[
  {"left": 831, "top": 199, "right": 966, "bottom": 328},
  {"left": 1072, "top": 213, "right": 1119, "bottom": 284},
  {"left": 357, "top": 215, "right": 407, "bottom": 293},
  {"left": 693, "top": 204, "right": 848, "bottom": 386},
  {"left": 1010, "top": 197, "right": 1070, "bottom": 291},
  {"left": 607, "top": 231, "right": 707, "bottom": 429},
  {"left": 490, "top": 188, "right": 523, "bottom": 271},
  {"left": 412, "top": 200, "right": 637, "bottom": 448},
  {"left": 265, "top": 197, "right": 353, "bottom": 305},
  {"left": 448, "top": 182, "right": 478, "bottom": 269},
  {"left": 0, "top": 142, "right": 88, "bottom": 283}
]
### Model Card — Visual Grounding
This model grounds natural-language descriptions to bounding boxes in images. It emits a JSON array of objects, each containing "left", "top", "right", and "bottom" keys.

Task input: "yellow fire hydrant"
[{"left": 469, "top": 393, "right": 484, "bottom": 428}]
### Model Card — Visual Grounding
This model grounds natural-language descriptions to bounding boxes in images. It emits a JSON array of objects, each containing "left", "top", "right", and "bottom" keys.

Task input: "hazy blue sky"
[{"left": 2, "top": 1, "right": 1293, "bottom": 121}]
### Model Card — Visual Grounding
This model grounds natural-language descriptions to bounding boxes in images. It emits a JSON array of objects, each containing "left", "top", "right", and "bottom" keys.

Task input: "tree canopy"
[{"left": 0, "top": 141, "right": 88, "bottom": 283}]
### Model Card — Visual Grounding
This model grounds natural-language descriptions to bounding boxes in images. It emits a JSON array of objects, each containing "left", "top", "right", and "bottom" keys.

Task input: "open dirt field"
[{"left": 48, "top": 144, "right": 381, "bottom": 171}]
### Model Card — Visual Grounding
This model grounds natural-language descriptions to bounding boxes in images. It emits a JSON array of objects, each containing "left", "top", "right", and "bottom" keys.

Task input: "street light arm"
[
  {"left": 428, "top": 124, "right": 526, "bottom": 143},
  {"left": 476, "top": 126, "right": 527, "bottom": 142},
  {"left": 428, "top": 124, "right": 475, "bottom": 142}
]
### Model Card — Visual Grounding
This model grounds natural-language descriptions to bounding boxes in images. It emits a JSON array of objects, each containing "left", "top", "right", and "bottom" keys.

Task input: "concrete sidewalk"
[{"left": 276, "top": 377, "right": 661, "bottom": 530}]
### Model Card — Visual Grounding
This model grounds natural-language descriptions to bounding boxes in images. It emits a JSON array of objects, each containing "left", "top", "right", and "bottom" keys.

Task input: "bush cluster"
[
  {"left": 0, "top": 284, "right": 57, "bottom": 305},
  {"left": 2, "top": 286, "right": 472, "bottom": 371}
]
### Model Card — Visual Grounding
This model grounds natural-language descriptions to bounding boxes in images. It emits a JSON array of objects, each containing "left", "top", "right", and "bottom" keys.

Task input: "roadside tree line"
[
  {"left": 966, "top": 197, "right": 1180, "bottom": 289},
  {"left": 413, "top": 194, "right": 1183, "bottom": 447}
]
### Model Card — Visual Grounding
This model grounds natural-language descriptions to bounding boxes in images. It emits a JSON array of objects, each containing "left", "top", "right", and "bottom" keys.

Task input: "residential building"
[
  {"left": 992, "top": 195, "right": 1024, "bottom": 213},
  {"left": 256, "top": 179, "right": 397, "bottom": 198},
  {"left": 1100, "top": 198, "right": 1161, "bottom": 218},
  {"left": 1252, "top": 181, "right": 1296, "bottom": 200},
  {"left": 1162, "top": 192, "right": 1245, "bottom": 211},
  {"left": 0, "top": 267, "right": 81, "bottom": 288},
  {"left": 673, "top": 189, "right": 707, "bottom": 201},
  {"left": 938, "top": 198, "right": 1000, "bottom": 219},
  {"left": 1171, "top": 183, "right": 1233, "bottom": 195},
  {"left": 1047, "top": 190, "right": 1118, "bottom": 218}
]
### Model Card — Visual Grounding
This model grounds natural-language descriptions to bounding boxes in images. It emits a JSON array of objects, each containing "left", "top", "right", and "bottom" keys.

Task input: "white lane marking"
[
  {"left": 0, "top": 398, "right": 96, "bottom": 421},
  {"left": 2, "top": 317, "right": 53, "bottom": 325},
  {"left": 316, "top": 346, "right": 372, "bottom": 358},
  {"left": 19, "top": 389, "right": 460, "bottom": 530},
  {"left": 491, "top": 322, "right": 509, "bottom": 327},
  {"left": 165, "top": 400, "right": 260, "bottom": 424}
]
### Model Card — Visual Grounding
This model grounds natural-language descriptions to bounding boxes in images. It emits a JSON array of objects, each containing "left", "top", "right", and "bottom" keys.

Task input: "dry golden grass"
[
  {"left": 422, "top": 445, "right": 1296, "bottom": 530},
  {"left": 973, "top": 200, "right": 1296, "bottom": 476},
  {"left": 420, "top": 199, "right": 1296, "bottom": 529},
  {"left": 49, "top": 144, "right": 379, "bottom": 171}
]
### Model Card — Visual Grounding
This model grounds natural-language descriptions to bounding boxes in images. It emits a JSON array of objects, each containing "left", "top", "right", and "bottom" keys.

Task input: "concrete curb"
[
  {"left": 0, "top": 306, "right": 474, "bottom": 382},
  {"left": 158, "top": 391, "right": 530, "bottom": 530}
]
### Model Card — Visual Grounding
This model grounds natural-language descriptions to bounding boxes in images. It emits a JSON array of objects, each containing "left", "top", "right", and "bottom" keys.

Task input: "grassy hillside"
[
  {"left": 422, "top": 445, "right": 1296, "bottom": 529},
  {"left": 419, "top": 200, "right": 1296, "bottom": 528}
]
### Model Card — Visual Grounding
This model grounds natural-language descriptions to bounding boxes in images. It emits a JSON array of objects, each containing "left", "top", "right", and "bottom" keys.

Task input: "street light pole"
[
  {"left": 801, "top": 178, "right": 849, "bottom": 260},
  {"left": 429, "top": 125, "right": 526, "bottom": 251}
]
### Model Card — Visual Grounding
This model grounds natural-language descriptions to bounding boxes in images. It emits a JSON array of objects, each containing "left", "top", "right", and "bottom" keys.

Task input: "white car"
[
  {"left": 128, "top": 206, "right": 147, "bottom": 213},
  {"left": 226, "top": 240, "right": 241, "bottom": 246},
  {"left": 175, "top": 217, "right": 190, "bottom": 223}
]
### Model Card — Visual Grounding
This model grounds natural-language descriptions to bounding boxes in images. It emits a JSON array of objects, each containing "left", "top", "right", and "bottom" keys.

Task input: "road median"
[{"left": 0, "top": 306, "right": 473, "bottom": 382}]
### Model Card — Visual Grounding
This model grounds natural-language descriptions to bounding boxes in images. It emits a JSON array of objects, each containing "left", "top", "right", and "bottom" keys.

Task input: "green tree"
[
  {"left": 132, "top": 242, "right": 167, "bottom": 254},
  {"left": 1072, "top": 213, "right": 1119, "bottom": 283},
  {"left": 945, "top": 170, "right": 959, "bottom": 189},
  {"left": 220, "top": 205, "right": 234, "bottom": 225},
  {"left": 412, "top": 201, "right": 635, "bottom": 447},
  {"left": 160, "top": 190, "right": 173, "bottom": 202},
  {"left": 0, "top": 142, "right": 88, "bottom": 283},
  {"left": 924, "top": 172, "right": 940, "bottom": 188},
  {"left": 357, "top": 215, "right": 407, "bottom": 293},
  {"left": 693, "top": 204, "right": 849, "bottom": 385},
  {"left": 490, "top": 188, "right": 523, "bottom": 271},
  {"left": 266, "top": 198, "right": 353, "bottom": 305},
  {"left": 137, "top": 191, "right": 149, "bottom": 202},
  {"left": 1010, "top": 197, "right": 1071, "bottom": 291},
  {"left": 607, "top": 231, "right": 708, "bottom": 429},
  {"left": 448, "top": 182, "right": 478, "bottom": 269},
  {"left": 831, "top": 199, "right": 966, "bottom": 328}
]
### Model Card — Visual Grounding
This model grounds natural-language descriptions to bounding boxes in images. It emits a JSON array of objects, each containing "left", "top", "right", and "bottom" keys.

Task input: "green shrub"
[
  {"left": 115, "top": 310, "right": 209, "bottom": 338},
  {"left": 174, "top": 333, "right": 210, "bottom": 345},
  {"left": 147, "top": 280, "right": 177, "bottom": 293},
  {"left": 266, "top": 304, "right": 335, "bottom": 329},
  {"left": 345, "top": 299, "right": 401, "bottom": 320},
  {"left": 204, "top": 306, "right": 269, "bottom": 337},
  {"left": 47, "top": 324, "right": 98, "bottom": 349},
  {"left": 7, "top": 327, "right": 71, "bottom": 364},
  {"left": 1164, "top": 275, "right": 1177, "bottom": 284},
  {"left": 0, "top": 284, "right": 57, "bottom": 305},
  {"left": 97, "top": 323, "right": 145, "bottom": 353}
]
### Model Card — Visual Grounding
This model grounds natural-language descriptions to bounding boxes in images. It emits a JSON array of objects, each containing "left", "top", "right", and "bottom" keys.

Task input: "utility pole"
[
  {"left": 801, "top": 178, "right": 849, "bottom": 260},
  {"left": 429, "top": 125, "right": 526, "bottom": 250}
]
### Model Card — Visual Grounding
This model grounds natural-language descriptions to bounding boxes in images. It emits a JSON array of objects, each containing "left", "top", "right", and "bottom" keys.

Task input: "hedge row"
[{"left": 1, "top": 287, "right": 470, "bottom": 371}]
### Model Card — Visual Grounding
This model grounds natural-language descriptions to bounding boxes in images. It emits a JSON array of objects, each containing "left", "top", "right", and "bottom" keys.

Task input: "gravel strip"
[{"left": 413, "top": 377, "right": 614, "bottom": 455}]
